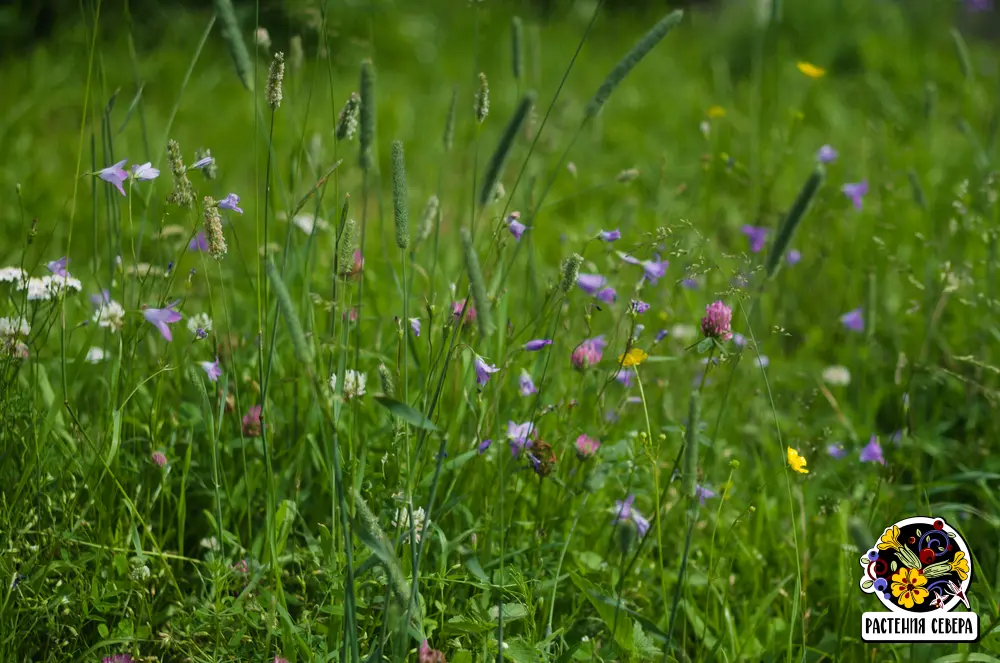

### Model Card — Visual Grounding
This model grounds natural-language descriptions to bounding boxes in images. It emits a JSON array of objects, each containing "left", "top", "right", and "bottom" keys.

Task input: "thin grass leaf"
[
  {"left": 461, "top": 228, "right": 494, "bottom": 337},
  {"left": 266, "top": 260, "right": 313, "bottom": 365},
  {"left": 373, "top": 396, "right": 438, "bottom": 431},
  {"left": 765, "top": 168, "right": 824, "bottom": 278},
  {"left": 212, "top": 0, "right": 254, "bottom": 90},
  {"left": 585, "top": 10, "right": 683, "bottom": 119},
  {"left": 117, "top": 84, "right": 144, "bottom": 135},
  {"left": 478, "top": 91, "right": 536, "bottom": 207},
  {"left": 511, "top": 17, "right": 524, "bottom": 81},
  {"left": 950, "top": 27, "right": 974, "bottom": 81},
  {"left": 683, "top": 391, "right": 700, "bottom": 501},
  {"left": 908, "top": 169, "right": 927, "bottom": 211},
  {"left": 360, "top": 59, "right": 377, "bottom": 170},
  {"left": 443, "top": 85, "right": 458, "bottom": 152}
]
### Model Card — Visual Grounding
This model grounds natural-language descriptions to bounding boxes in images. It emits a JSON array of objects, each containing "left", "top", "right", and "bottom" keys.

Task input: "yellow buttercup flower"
[
  {"left": 950, "top": 551, "right": 970, "bottom": 581},
  {"left": 891, "top": 567, "right": 929, "bottom": 609},
  {"left": 786, "top": 447, "right": 809, "bottom": 474},
  {"left": 707, "top": 105, "right": 726, "bottom": 119},
  {"left": 618, "top": 348, "right": 648, "bottom": 367},
  {"left": 878, "top": 525, "right": 902, "bottom": 551},
  {"left": 796, "top": 62, "right": 826, "bottom": 79}
]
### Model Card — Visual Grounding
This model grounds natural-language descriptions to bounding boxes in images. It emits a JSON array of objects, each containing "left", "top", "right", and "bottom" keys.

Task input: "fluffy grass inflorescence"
[{"left": 2, "top": 2, "right": 999, "bottom": 662}]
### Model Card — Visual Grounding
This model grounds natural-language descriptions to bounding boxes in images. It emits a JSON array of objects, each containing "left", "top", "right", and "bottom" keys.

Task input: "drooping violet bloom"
[
  {"left": 816, "top": 145, "right": 838, "bottom": 164},
  {"left": 477, "top": 439, "right": 492, "bottom": 454},
  {"left": 507, "top": 420, "right": 535, "bottom": 456},
  {"left": 143, "top": 301, "right": 183, "bottom": 341},
  {"left": 242, "top": 405, "right": 262, "bottom": 437},
  {"left": 630, "top": 300, "right": 650, "bottom": 314},
  {"left": 518, "top": 369, "right": 537, "bottom": 396},
  {"left": 681, "top": 278, "right": 699, "bottom": 290},
  {"left": 453, "top": 298, "right": 477, "bottom": 324},
  {"left": 577, "top": 273, "right": 607, "bottom": 295},
  {"left": 508, "top": 219, "right": 526, "bottom": 241},
  {"left": 524, "top": 339, "right": 553, "bottom": 352},
  {"left": 842, "top": 180, "right": 868, "bottom": 210},
  {"left": 219, "top": 193, "right": 243, "bottom": 214},
  {"left": 46, "top": 257, "right": 69, "bottom": 278},
  {"left": 695, "top": 484, "right": 716, "bottom": 506},
  {"left": 473, "top": 354, "right": 499, "bottom": 386},
  {"left": 612, "top": 494, "right": 650, "bottom": 537},
  {"left": 191, "top": 156, "right": 214, "bottom": 170},
  {"left": 151, "top": 451, "right": 167, "bottom": 467},
  {"left": 860, "top": 434, "right": 885, "bottom": 465},
  {"left": 575, "top": 434, "right": 600, "bottom": 460},
  {"left": 131, "top": 162, "right": 160, "bottom": 180},
  {"left": 409, "top": 317, "right": 421, "bottom": 336},
  {"left": 741, "top": 225, "right": 769, "bottom": 253},
  {"left": 614, "top": 368, "right": 633, "bottom": 387},
  {"left": 620, "top": 253, "right": 669, "bottom": 284},
  {"left": 189, "top": 232, "right": 209, "bottom": 252},
  {"left": 701, "top": 300, "right": 733, "bottom": 341},
  {"left": 827, "top": 443, "right": 847, "bottom": 459},
  {"left": 841, "top": 307, "right": 864, "bottom": 332},
  {"left": 200, "top": 357, "right": 222, "bottom": 382},
  {"left": 599, "top": 229, "right": 621, "bottom": 242},
  {"left": 571, "top": 335, "right": 607, "bottom": 370},
  {"left": 786, "top": 249, "right": 802, "bottom": 265},
  {"left": 655, "top": 329, "right": 669, "bottom": 342},
  {"left": 596, "top": 287, "right": 617, "bottom": 304},
  {"left": 97, "top": 159, "right": 129, "bottom": 196}
]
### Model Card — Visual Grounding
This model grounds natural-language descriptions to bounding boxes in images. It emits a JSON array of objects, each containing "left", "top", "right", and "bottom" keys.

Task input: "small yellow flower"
[
  {"left": 797, "top": 62, "right": 826, "bottom": 79},
  {"left": 618, "top": 348, "right": 648, "bottom": 368},
  {"left": 707, "top": 105, "right": 726, "bottom": 119},
  {"left": 877, "top": 525, "right": 902, "bottom": 551},
  {"left": 786, "top": 447, "right": 809, "bottom": 474},
  {"left": 950, "top": 551, "right": 970, "bottom": 581},
  {"left": 891, "top": 567, "right": 929, "bottom": 609}
]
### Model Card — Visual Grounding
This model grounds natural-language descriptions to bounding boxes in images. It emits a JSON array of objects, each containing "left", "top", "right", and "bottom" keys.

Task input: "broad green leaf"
[{"left": 374, "top": 396, "right": 438, "bottom": 431}]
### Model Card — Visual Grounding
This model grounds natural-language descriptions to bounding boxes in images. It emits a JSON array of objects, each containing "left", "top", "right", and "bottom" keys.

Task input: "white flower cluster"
[
  {"left": 0, "top": 316, "right": 30, "bottom": 338},
  {"left": 392, "top": 505, "right": 426, "bottom": 544},
  {"left": 329, "top": 369, "right": 367, "bottom": 399},
  {"left": 93, "top": 299, "right": 126, "bottom": 332},
  {"left": 18, "top": 275, "right": 83, "bottom": 301},
  {"left": 186, "top": 312, "right": 213, "bottom": 336},
  {"left": 0, "top": 266, "right": 27, "bottom": 283}
]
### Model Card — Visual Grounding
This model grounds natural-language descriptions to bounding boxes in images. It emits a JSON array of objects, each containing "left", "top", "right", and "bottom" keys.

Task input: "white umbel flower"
[
  {"left": 0, "top": 316, "right": 30, "bottom": 338},
  {"left": 392, "top": 505, "right": 426, "bottom": 544},
  {"left": 0, "top": 266, "right": 27, "bottom": 284},
  {"left": 93, "top": 299, "right": 126, "bottom": 332},
  {"left": 292, "top": 213, "right": 330, "bottom": 235},
  {"left": 822, "top": 365, "right": 851, "bottom": 387}
]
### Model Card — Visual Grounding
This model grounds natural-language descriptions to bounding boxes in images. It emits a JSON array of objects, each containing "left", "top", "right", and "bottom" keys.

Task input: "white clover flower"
[
  {"left": 85, "top": 347, "right": 106, "bottom": 364},
  {"left": 392, "top": 505, "right": 426, "bottom": 543},
  {"left": 187, "top": 312, "right": 213, "bottom": 337},
  {"left": 329, "top": 369, "right": 367, "bottom": 399},
  {"left": 200, "top": 536, "right": 219, "bottom": 551},
  {"left": 0, "top": 266, "right": 27, "bottom": 284},
  {"left": 822, "top": 365, "right": 851, "bottom": 386},
  {"left": 292, "top": 213, "right": 330, "bottom": 235},
  {"left": 0, "top": 316, "right": 30, "bottom": 338},
  {"left": 93, "top": 299, "right": 126, "bottom": 332}
]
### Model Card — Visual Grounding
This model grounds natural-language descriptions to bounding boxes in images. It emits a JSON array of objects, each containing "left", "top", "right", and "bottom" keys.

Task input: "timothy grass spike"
[
  {"left": 765, "top": 168, "right": 824, "bottom": 279},
  {"left": 266, "top": 260, "right": 313, "bottom": 365},
  {"left": 585, "top": 10, "right": 683, "bottom": 119},
  {"left": 478, "top": 91, "right": 536, "bottom": 207},
  {"left": 338, "top": 218, "right": 357, "bottom": 276},
  {"left": 417, "top": 195, "right": 440, "bottom": 244},
  {"left": 461, "top": 228, "right": 494, "bottom": 337},
  {"left": 475, "top": 72, "right": 490, "bottom": 123},
  {"left": 360, "top": 60, "right": 377, "bottom": 170},
  {"left": 212, "top": 0, "right": 254, "bottom": 91},
  {"left": 391, "top": 140, "right": 410, "bottom": 250},
  {"left": 266, "top": 51, "right": 285, "bottom": 110},
  {"left": 559, "top": 253, "right": 583, "bottom": 294}
]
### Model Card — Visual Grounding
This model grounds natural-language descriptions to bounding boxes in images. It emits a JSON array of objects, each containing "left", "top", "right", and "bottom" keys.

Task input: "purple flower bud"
[
  {"left": 598, "top": 229, "right": 621, "bottom": 242},
  {"left": 816, "top": 145, "right": 838, "bottom": 164},
  {"left": 523, "top": 339, "right": 553, "bottom": 352}
]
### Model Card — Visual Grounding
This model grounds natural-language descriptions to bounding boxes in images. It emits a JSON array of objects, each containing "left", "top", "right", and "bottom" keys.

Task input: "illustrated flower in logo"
[{"left": 891, "top": 567, "right": 929, "bottom": 609}]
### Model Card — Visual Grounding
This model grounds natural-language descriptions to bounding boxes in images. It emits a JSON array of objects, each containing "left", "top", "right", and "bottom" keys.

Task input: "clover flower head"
[
  {"left": 701, "top": 300, "right": 733, "bottom": 341},
  {"left": 571, "top": 335, "right": 606, "bottom": 370},
  {"left": 575, "top": 434, "right": 600, "bottom": 460}
]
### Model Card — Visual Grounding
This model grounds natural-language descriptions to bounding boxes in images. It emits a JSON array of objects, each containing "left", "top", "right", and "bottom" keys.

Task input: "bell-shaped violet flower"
[
  {"left": 518, "top": 369, "right": 537, "bottom": 396},
  {"left": 816, "top": 145, "right": 838, "bottom": 164},
  {"left": 841, "top": 307, "right": 864, "bottom": 332},
  {"left": 143, "top": 301, "right": 182, "bottom": 341},
  {"left": 577, "top": 273, "right": 607, "bottom": 295},
  {"left": 612, "top": 494, "right": 650, "bottom": 537},
  {"left": 200, "top": 357, "right": 222, "bottom": 382},
  {"left": 219, "top": 193, "right": 243, "bottom": 214},
  {"left": 409, "top": 317, "right": 421, "bottom": 337},
  {"left": 132, "top": 162, "right": 160, "bottom": 181},
  {"left": 189, "top": 232, "right": 209, "bottom": 252},
  {"left": 505, "top": 212, "right": 526, "bottom": 241},
  {"left": 97, "top": 159, "right": 129, "bottom": 196},
  {"left": 827, "top": 443, "right": 847, "bottom": 458},
  {"left": 473, "top": 354, "right": 499, "bottom": 386},
  {"left": 507, "top": 420, "right": 535, "bottom": 456},
  {"left": 599, "top": 229, "right": 621, "bottom": 242},
  {"left": 741, "top": 225, "right": 769, "bottom": 253},
  {"left": 523, "top": 339, "right": 552, "bottom": 352},
  {"left": 630, "top": 300, "right": 650, "bottom": 314},
  {"left": 477, "top": 439, "right": 492, "bottom": 454},
  {"left": 47, "top": 257, "right": 69, "bottom": 278},
  {"left": 620, "top": 253, "right": 669, "bottom": 284},
  {"left": 860, "top": 434, "right": 885, "bottom": 465},
  {"left": 695, "top": 484, "right": 716, "bottom": 506},
  {"left": 842, "top": 181, "right": 868, "bottom": 210},
  {"left": 596, "top": 287, "right": 616, "bottom": 304}
]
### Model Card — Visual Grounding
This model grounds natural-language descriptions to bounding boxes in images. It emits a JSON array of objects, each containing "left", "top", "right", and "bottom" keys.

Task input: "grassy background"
[{"left": 2, "top": 0, "right": 1000, "bottom": 661}]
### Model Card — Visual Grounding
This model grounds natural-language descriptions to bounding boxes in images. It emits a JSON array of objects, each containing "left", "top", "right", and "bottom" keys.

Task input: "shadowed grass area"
[{"left": 1, "top": 1, "right": 1000, "bottom": 661}]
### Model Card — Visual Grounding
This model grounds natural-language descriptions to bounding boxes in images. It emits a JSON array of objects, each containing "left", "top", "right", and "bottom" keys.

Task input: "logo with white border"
[{"left": 860, "top": 516, "right": 977, "bottom": 642}]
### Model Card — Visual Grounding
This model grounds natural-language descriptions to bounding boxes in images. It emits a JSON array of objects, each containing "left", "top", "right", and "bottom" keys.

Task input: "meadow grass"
[{"left": 1, "top": 1, "right": 1000, "bottom": 662}]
